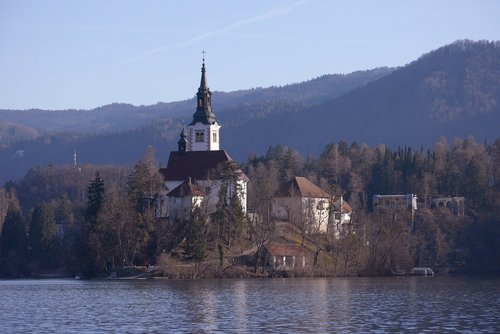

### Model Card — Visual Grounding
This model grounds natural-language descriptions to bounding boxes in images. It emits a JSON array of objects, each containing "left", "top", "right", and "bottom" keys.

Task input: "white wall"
[
  {"left": 161, "top": 178, "right": 248, "bottom": 218},
  {"left": 271, "top": 196, "right": 330, "bottom": 233},
  {"left": 187, "top": 122, "right": 221, "bottom": 151}
]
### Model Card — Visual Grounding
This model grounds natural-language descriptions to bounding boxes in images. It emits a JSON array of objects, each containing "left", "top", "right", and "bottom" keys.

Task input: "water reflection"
[{"left": 0, "top": 276, "right": 499, "bottom": 333}]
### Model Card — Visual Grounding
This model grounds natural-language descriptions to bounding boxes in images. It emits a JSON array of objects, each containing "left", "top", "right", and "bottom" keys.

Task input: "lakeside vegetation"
[{"left": 1, "top": 136, "right": 499, "bottom": 278}]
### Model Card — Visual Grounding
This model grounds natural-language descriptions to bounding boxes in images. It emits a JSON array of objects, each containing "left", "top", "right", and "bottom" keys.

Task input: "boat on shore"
[{"left": 410, "top": 267, "right": 435, "bottom": 276}]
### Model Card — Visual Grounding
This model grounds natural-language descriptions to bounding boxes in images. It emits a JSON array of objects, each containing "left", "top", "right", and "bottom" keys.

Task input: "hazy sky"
[{"left": 1, "top": 0, "right": 499, "bottom": 110}]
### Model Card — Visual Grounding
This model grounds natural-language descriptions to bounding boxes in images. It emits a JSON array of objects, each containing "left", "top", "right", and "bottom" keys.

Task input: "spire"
[
  {"left": 190, "top": 54, "right": 217, "bottom": 125},
  {"left": 200, "top": 51, "right": 208, "bottom": 91}
]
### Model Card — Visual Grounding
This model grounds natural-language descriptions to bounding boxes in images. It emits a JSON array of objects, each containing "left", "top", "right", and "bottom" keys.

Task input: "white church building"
[{"left": 158, "top": 59, "right": 248, "bottom": 220}]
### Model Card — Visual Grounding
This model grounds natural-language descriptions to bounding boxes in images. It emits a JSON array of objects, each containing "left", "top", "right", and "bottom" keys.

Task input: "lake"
[{"left": 0, "top": 276, "right": 499, "bottom": 333}]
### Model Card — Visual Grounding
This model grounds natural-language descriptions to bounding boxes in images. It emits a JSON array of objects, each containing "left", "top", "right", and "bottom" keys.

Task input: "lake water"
[{"left": 0, "top": 276, "right": 499, "bottom": 333}]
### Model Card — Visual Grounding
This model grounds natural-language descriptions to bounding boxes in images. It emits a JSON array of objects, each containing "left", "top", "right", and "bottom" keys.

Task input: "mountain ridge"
[
  {"left": 0, "top": 67, "right": 394, "bottom": 135},
  {"left": 1, "top": 40, "right": 499, "bottom": 184},
  {"left": 222, "top": 40, "right": 500, "bottom": 156}
]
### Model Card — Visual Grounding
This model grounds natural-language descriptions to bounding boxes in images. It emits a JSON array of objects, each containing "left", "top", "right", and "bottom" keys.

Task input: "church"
[{"left": 157, "top": 59, "right": 249, "bottom": 220}]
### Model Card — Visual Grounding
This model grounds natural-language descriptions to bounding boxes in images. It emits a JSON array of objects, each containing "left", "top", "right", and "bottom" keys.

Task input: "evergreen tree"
[
  {"left": 228, "top": 191, "right": 245, "bottom": 245},
  {"left": 122, "top": 148, "right": 163, "bottom": 265},
  {"left": 85, "top": 171, "right": 105, "bottom": 225},
  {"left": 1, "top": 203, "right": 27, "bottom": 258},
  {"left": 212, "top": 178, "right": 229, "bottom": 245},
  {"left": 0, "top": 202, "right": 28, "bottom": 276},
  {"left": 29, "top": 203, "right": 59, "bottom": 267},
  {"left": 212, "top": 161, "right": 246, "bottom": 247},
  {"left": 185, "top": 206, "right": 207, "bottom": 262}
]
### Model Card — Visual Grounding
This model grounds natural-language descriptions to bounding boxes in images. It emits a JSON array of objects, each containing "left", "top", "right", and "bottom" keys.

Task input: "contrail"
[{"left": 114, "top": 0, "right": 312, "bottom": 67}]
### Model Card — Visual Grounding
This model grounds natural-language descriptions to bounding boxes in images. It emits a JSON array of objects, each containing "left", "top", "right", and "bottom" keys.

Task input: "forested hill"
[
  {"left": 0, "top": 68, "right": 393, "bottom": 183},
  {"left": 222, "top": 40, "right": 500, "bottom": 156},
  {"left": 0, "top": 68, "right": 393, "bottom": 135},
  {"left": 1, "top": 40, "right": 500, "bottom": 184}
]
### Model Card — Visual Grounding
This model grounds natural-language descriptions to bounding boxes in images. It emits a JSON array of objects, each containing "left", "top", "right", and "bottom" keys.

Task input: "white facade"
[
  {"left": 187, "top": 122, "right": 221, "bottom": 152},
  {"left": 165, "top": 194, "right": 204, "bottom": 220},
  {"left": 163, "top": 178, "right": 247, "bottom": 217},
  {"left": 272, "top": 196, "right": 330, "bottom": 233}
]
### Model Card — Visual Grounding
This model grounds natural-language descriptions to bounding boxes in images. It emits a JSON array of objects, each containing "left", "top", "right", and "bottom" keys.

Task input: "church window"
[
  {"left": 212, "top": 132, "right": 217, "bottom": 143},
  {"left": 195, "top": 131, "right": 204, "bottom": 142}
]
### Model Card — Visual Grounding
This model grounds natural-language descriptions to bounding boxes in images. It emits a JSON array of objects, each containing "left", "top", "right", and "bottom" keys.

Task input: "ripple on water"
[{"left": 0, "top": 276, "right": 499, "bottom": 333}]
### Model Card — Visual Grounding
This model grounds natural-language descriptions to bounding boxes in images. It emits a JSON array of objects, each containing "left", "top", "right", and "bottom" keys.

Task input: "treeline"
[
  {"left": 1, "top": 138, "right": 499, "bottom": 278},
  {"left": 245, "top": 136, "right": 500, "bottom": 274},
  {"left": 0, "top": 146, "right": 246, "bottom": 278},
  {"left": 250, "top": 136, "right": 498, "bottom": 210}
]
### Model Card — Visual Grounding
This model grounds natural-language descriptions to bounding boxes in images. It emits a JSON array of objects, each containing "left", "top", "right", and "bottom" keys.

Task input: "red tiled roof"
[
  {"left": 265, "top": 243, "right": 306, "bottom": 256},
  {"left": 159, "top": 150, "right": 249, "bottom": 182},
  {"left": 276, "top": 176, "right": 330, "bottom": 198},
  {"left": 167, "top": 180, "right": 205, "bottom": 198}
]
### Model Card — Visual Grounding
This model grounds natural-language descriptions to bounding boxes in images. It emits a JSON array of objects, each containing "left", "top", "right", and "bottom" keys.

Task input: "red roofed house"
[
  {"left": 158, "top": 59, "right": 248, "bottom": 219},
  {"left": 272, "top": 176, "right": 331, "bottom": 233},
  {"left": 165, "top": 178, "right": 205, "bottom": 220}
]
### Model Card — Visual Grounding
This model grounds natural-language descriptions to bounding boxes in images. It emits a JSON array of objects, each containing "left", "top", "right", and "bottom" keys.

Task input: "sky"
[{"left": 0, "top": 0, "right": 499, "bottom": 110}]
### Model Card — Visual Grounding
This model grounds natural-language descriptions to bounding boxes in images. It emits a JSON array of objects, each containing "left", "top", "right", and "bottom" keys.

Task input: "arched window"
[{"left": 213, "top": 132, "right": 217, "bottom": 143}]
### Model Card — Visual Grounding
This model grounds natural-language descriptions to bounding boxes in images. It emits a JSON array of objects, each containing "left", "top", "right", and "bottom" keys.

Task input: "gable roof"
[
  {"left": 167, "top": 180, "right": 205, "bottom": 198},
  {"left": 265, "top": 243, "right": 307, "bottom": 257},
  {"left": 276, "top": 176, "right": 331, "bottom": 198},
  {"left": 159, "top": 150, "right": 249, "bottom": 182}
]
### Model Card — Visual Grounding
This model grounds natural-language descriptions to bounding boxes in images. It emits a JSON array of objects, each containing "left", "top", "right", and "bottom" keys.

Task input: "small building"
[
  {"left": 373, "top": 194, "right": 418, "bottom": 211},
  {"left": 373, "top": 194, "right": 417, "bottom": 224},
  {"left": 262, "top": 243, "right": 307, "bottom": 271},
  {"left": 165, "top": 179, "right": 205, "bottom": 220},
  {"left": 272, "top": 176, "right": 331, "bottom": 233}
]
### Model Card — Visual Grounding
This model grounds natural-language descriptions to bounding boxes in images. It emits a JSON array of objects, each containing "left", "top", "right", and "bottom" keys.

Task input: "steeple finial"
[
  {"left": 200, "top": 51, "right": 208, "bottom": 91},
  {"left": 190, "top": 53, "right": 216, "bottom": 125}
]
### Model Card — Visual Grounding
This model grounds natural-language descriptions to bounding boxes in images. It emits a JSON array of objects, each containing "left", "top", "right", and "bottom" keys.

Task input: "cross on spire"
[{"left": 202, "top": 50, "right": 206, "bottom": 64}]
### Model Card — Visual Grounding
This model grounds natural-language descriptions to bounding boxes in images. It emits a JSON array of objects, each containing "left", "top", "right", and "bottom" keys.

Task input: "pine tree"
[
  {"left": 85, "top": 171, "right": 105, "bottom": 226},
  {"left": 0, "top": 202, "right": 28, "bottom": 276},
  {"left": 185, "top": 206, "right": 207, "bottom": 262},
  {"left": 1, "top": 203, "right": 27, "bottom": 258},
  {"left": 30, "top": 203, "right": 59, "bottom": 267},
  {"left": 228, "top": 191, "right": 245, "bottom": 246}
]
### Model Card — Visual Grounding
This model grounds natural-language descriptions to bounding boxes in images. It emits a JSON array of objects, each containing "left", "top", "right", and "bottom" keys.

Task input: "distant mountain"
[
  {"left": 222, "top": 40, "right": 500, "bottom": 156},
  {"left": 1, "top": 40, "right": 499, "bottom": 185},
  {"left": 0, "top": 68, "right": 393, "bottom": 183},
  {"left": 0, "top": 68, "right": 393, "bottom": 136}
]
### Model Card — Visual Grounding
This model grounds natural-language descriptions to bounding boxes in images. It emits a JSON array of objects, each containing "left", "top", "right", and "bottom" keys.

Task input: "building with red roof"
[
  {"left": 157, "top": 60, "right": 248, "bottom": 219},
  {"left": 271, "top": 176, "right": 331, "bottom": 233}
]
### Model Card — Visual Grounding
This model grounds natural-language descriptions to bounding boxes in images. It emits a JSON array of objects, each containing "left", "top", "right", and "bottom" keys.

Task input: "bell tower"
[{"left": 186, "top": 55, "right": 221, "bottom": 151}]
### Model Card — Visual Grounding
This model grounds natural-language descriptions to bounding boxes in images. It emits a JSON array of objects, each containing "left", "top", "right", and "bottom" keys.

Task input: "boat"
[{"left": 409, "top": 267, "right": 434, "bottom": 276}]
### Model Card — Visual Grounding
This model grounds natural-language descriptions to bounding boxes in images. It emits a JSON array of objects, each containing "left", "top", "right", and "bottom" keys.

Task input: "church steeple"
[
  {"left": 190, "top": 57, "right": 217, "bottom": 125},
  {"left": 186, "top": 54, "right": 221, "bottom": 152},
  {"left": 199, "top": 60, "right": 208, "bottom": 91}
]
